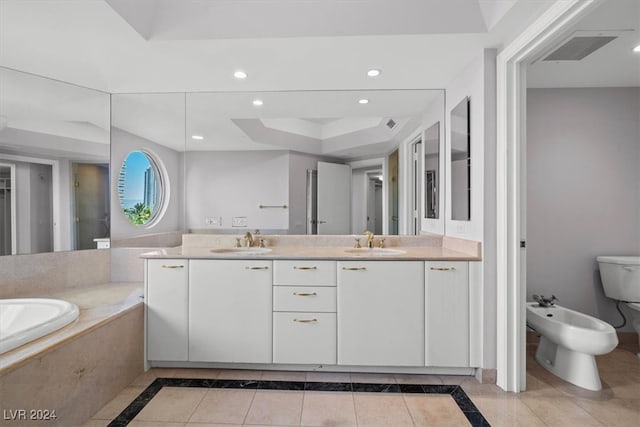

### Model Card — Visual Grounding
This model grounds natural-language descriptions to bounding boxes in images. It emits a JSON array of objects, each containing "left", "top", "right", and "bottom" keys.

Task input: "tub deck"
[{"left": 0, "top": 282, "right": 143, "bottom": 374}]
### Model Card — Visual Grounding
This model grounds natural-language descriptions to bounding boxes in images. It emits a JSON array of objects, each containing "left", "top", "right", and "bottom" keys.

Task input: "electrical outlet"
[{"left": 232, "top": 216, "right": 248, "bottom": 227}]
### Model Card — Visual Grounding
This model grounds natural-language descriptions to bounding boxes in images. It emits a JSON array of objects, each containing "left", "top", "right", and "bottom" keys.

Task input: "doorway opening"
[
  {"left": 388, "top": 149, "right": 399, "bottom": 235},
  {"left": 73, "top": 163, "right": 110, "bottom": 250},
  {"left": 0, "top": 163, "right": 16, "bottom": 255}
]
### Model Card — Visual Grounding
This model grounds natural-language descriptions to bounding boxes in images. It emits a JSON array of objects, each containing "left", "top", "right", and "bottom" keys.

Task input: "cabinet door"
[
  {"left": 189, "top": 260, "right": 272, "bottom": 363},
  {"left": 425, "top": 261, "right": 469, "bottom": 367},
  {"left": 337, "top": 261, "right": 424, "bottom": 366},
  {"left": 146, "top": 259, "right": 189, "bottom": 361}
]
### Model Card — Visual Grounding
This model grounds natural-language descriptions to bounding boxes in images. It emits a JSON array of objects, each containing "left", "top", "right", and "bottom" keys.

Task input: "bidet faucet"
[{"left": 533, "top": 294, "right": 558, "bottom": 307}]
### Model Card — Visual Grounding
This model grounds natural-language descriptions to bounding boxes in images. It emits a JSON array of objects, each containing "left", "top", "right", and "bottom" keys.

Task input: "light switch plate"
[{"left": 232, "top": 216, "right": 248, "bottom": 227}]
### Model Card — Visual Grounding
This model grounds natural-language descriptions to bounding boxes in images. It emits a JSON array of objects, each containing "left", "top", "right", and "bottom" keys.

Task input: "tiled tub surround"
[
  {"left": 0, "top": 250, "right": 146, "bottom": 426},
  {"left": 0, "top": 249, "right": 110, "bottom": 299},
  {"left": 0, "top": 283, "right": 144, "bottom": 427}
]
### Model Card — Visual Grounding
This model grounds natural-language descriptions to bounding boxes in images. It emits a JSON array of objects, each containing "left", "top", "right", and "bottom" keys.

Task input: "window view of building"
[{"left": 118, "top": 151, "right": 161, "bottom": 226}]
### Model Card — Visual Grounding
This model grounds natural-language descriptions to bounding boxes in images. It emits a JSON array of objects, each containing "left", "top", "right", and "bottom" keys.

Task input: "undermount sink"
[
  {"left": 344, "top": 248, "right": 406, "bottom": 256},
  {"left": 210, "top": 247, "right": 272, "bottom": 255}
]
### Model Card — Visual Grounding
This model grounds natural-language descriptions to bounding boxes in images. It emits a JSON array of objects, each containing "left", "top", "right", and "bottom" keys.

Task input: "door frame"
[
  {"left": 495, "top": 0, "right": 603, "bottom": 391},
  {"left": 0, "top": 162, "right": 17, "bottom": 255},
  {"left": 0, "top": 153, "right": 63, "bottom": 251}
]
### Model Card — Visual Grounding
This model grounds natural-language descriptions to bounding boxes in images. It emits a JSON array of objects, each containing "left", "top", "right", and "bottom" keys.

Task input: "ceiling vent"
[
  {"left": 386, "top": 119, "right": 397, "bottom": 129},
  {"left": 537, "top": 30, "right": 626, "bottom": 63}
]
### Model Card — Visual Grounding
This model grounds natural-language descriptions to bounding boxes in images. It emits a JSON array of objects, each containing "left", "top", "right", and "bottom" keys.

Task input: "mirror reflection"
[
  {"left": 0, "top": 67, "right": 110, "bottom": 255},
  {"left": 109, "top": 89, "right": 444, "bottom": 240},
  {"left": 110, "top": 93, "right": 185, "bottom": 242},
  {"left": 451, "top": 97, "right": 471, "bottom": 221},
  {"left": 424, "top": 122, "right": 440, "bottom": 219}
]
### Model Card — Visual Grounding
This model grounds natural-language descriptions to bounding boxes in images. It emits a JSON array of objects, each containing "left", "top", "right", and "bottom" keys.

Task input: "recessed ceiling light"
[
  {"left": 358, "top": 99, "right": 369, "bottom": 104},
  {"left": 367, "top": 69, "right": 381, "bottom": 77},
  {"left": 233, "top": 70, "right": 248, "bottom": 79},
  {"left": 191, "top": 135, "right": 204, "bottom": 140},
  {"left": 633, "top": 44, "right": 640, "bottom": 53},
  {"left": 253, "top": 99, "right": 264, "bottom": 107}
]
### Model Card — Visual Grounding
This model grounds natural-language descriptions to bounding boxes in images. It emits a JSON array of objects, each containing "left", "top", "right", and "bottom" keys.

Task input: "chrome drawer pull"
[
  {"left": 245, "top": 266, "right": 269, "bottom": 270},
  {"left": 293, "top": 292, "right": 317, "bottom": 296},
  {"left": 430, "top": 267, "right": 456, "bottom": 271},
  {"left": 294, "top": 318, "right": 318, "bottom": 323},
  {"left": 294, "top": 266, "right": 317, "bottom": 270},
  {"left": 342, "top": 267, "right": 366, "bottom": 271},
  {"left": 162, "top": 265, "right": 184, "bottom": 269}
]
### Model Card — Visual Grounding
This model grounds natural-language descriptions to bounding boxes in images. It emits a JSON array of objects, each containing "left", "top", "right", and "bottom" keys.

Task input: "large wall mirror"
[
  {"left": 0, "top": 67, "right": 110, "bottom": 255},
  {"left": 451, "top": 96, "right": 471, "bottom": 221},
  {"left": 110, "top": 89, "right": 444, "bottom": 240}
]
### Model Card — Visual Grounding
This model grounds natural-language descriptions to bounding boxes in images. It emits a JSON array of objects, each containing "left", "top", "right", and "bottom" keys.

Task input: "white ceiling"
[
  {"left": 8, "top": 0, "right": 635, "bottom": 159},
  {"left": 0, "top": 0, "right": 553, "bottom": 93},
  {"left": 528, "top": 0, "right": 640, "bottom": 88}
]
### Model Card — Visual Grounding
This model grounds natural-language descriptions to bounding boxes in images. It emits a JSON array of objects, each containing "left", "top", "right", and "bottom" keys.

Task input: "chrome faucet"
[
  {"left": 533, "top": 294, "right": 558, "bottom": 307},
  {"left": 364, "top": 230, "right": 374, "bottom": 248}
]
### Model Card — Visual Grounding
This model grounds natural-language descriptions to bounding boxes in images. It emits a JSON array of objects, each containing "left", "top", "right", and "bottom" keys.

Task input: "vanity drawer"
[
  {"left": 273, "top": 312, "right": 336, "bottom": 364},
  {"left": 273, "top": 260, "right": 336, "bottom": 286},
  {"left": 273, "top": 286, "right": 336, "bottom": 312}
]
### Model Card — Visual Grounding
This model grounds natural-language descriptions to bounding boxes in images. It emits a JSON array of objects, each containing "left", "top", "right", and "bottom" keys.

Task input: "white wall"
[
  {"left": 111, "top": 127, "right": 184, "bottom": 239},
  {"left": 432, "top": 49, "right": 497, "bottom": 370},
  {"left": 185, "top": 150, "right": 290, "bottom": 231},
  {"left": 527, "top": 87, "right": 640, "bottom": 331}
]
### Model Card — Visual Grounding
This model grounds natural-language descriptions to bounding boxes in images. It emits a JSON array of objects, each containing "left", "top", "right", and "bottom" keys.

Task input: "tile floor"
[{"left": 84, "top": 343, "right": 639, "bottom": 427}]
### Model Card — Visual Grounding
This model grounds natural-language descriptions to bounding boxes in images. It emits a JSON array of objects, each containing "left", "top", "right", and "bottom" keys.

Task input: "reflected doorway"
[
  {"left": 388, "top": 149, "right": 399, "bottom": 235},
  {"left": 0, "top": 164, "right": 15, "bottom": 255},
  {"left": 73, "top": 163, "right": 109, "bottom": 250},
  {"left": 366, "top": 171, "right": 383, "bottom": 234}
]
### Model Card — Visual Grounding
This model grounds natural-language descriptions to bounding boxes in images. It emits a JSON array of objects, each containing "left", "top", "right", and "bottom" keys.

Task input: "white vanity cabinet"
[
  {"left": 425, "top": 261, "right": 469, "bottom": 367},
  {"left": 272, "top": 260, "right": 337, "bottom": 364},
  {"left": 146, "top": 259, "right": 189, "bottom": 361},
  {"left": 337, "top": 261, "right": 425, "bottom": 366},
  {"left": 189, "top": 260, "right": 273, "bottom": 363}
]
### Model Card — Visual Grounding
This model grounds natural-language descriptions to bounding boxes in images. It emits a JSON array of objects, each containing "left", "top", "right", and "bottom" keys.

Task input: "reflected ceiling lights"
[
  {"left": 252, "top": 99, "right": 264, "bottom": 106},
  {"left": 358, "top": 99, "right": 369, "bottom": 104},
  {"left": 634, "top": 44, "right": 640, "bottom": 53},
  {"left": 367, "top": 69, "right": 381, "bottom": 77},
  {"left": 233, "top": 70, "right": 248, "bottom": 79},
  {"left": 191, "top": 135, "right": 204, "bottom": 140}
]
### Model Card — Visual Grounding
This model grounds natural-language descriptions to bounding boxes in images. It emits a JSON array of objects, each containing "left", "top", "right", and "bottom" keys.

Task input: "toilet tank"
[{"left": 597, "top": 256, "right": 640, "bottom": 302}]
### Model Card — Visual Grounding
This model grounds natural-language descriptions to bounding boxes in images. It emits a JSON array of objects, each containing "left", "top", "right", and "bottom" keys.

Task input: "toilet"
[
  {"left": 597, "top": 255, "right": 640, "bottom": 359},
  {"left": 526, "top": 302, "right": 618, "bottom": 391}
]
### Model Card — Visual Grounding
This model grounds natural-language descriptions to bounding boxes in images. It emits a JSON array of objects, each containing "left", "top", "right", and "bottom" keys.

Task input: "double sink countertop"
[{"left": 140, "top": 234, "right": 481, "bottom": 261}]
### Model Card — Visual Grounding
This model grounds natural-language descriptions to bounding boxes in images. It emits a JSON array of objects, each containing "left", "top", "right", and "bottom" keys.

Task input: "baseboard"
[{"left": 474, "top": 368, "right": 497, "bottom": 384}]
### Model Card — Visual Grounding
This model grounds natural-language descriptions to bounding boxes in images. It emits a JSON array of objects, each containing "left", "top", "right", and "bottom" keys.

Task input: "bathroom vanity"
[{"left": 142, "top": 235, "right": 481, "bottom": 375}]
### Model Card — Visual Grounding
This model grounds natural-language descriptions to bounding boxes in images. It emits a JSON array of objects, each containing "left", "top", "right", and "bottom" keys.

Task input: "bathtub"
[{"left": 0, "top": 298, "right": 80, "bottom": 354}]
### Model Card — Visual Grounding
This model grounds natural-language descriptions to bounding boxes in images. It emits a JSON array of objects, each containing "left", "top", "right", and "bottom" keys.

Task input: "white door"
[{"left": 317, "top": 161, "right": 351, "bottom": 234}]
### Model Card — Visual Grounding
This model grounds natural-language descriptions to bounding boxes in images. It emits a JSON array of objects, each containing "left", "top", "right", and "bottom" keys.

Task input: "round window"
[{"left": 117, "top": 150, "right": 164, "bottom": 226}]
